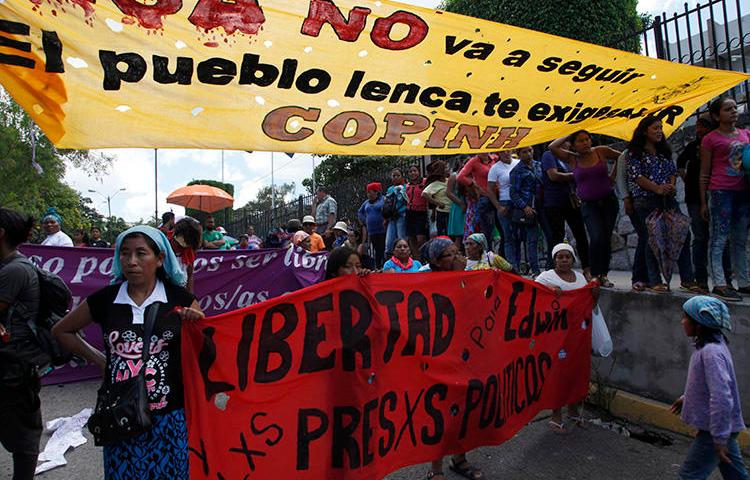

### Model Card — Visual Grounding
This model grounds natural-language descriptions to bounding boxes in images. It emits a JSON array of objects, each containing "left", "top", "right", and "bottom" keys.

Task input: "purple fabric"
[
  {"left": 18, "top": 245, "right": 327, "bottom": 384},
  {"left": 681, "top": 339, "right": 746, "bottom": 445},
  {"left": 573, "top": 159, "right": 613, "bottom": 202}
]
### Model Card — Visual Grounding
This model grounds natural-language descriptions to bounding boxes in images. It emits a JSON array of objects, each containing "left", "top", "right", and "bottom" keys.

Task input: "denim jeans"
[
  {"left": 633, "top": 196, "right": 694, "bottom": 286},
  {"left": 385, "top": 215, "right": 406, "bottom": 256},
  {"left": 687, "top": 203, "right": 732, "bottom": 287},
  {"left": 497, "top": 200, "right": 515, "bottom": 268},
  {"left": 679, "top": 431, "right": 750, "bottom": 480},
  {"left": 628, "top": 211, "right": 649, "bottom": 285},
  {"left": 709, "top": 190, "right": 750, "bottom": 288},
  {"left": 511, "top": 221, "right": 540, "bottom": 274},
  {"left": 477, "top": 197, "right": 497, "bottom": 249},
  {"left": 581, "top": 194, "right": 619, "bottom": 277}
]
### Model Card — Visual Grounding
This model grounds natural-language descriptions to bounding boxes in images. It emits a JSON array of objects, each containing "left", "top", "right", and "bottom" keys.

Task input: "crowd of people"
[{"left": 1, "top": 98, "right": 749, "bottom": 479}]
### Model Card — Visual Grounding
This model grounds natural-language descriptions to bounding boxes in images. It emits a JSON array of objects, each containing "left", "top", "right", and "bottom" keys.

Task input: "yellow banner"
[{"left": 0, "top": 0, "right": 747, "bottom": 154}]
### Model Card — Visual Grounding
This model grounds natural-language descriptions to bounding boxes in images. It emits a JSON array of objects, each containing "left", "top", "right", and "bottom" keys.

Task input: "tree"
[
  {"left": 440, "top": 0, "right": 647, "bottom": 53},
  {"left": 301, "top": 155, "right": 417, "bottom": 194},
  {"left": 0, "top": 90, "right": 113, "bottom": 237},
  {"left": 241, "top": 182, "right": 296, "bottom": 214}
]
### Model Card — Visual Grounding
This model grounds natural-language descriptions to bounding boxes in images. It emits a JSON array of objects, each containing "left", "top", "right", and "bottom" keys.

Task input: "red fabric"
[
  {"left": 366, "top": 182, "right": 382, "bottom": 192},
  {"left": 457, "top": 155, "right": 493, "bottom": 193},
  {"left": 182, "top": 271, "right": 594, "bottom": 480},
  {"left": 389, "top": 255, "right": 413, "bottom": 270},
  {"left": 170, "top": 237, "right": 196, "bottom": 266},
  {"left": 406, "top": 179, "right": 428, "bottom": 211}
]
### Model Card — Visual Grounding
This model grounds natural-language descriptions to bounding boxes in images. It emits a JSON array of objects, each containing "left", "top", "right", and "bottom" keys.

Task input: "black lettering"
[
  {"left": 480, "top": 374, "right": 498, "bottom": 428},
  {"left": 198, "top": 327, "right": 235, "bottom": 401},
  {"left": 42, "top": 31, "right": 64, "bottom": 73},
  {"left": 422, "top": 383, "right": 447, "bottom": 445},
  {"left": 237, "top": 314, "right": 256, "bottom": 391},
  {"left": 239, "top": 53, "right": 278, "bottom": 87},
  {"left": 537, "top": 56, "right": 561, "bottom": 72},
  {"left": 255, "top": 303, "right": 298, "bottom": 383},
  {"left": 431, "top": 293, "right": 454, "bottom": 356},
  {"left": 99, "top": 50, "right": 146, "bottom": 90},
  {"left": 518, "top": 288, "right": 535, "bottom": 338},
  {"left": 339, "top": 290, "right": 372, "bottom": 371},
  {"left": 197, "top": 57, "right": 236, "bottom": 85},
  {"left": 299, "top": 293, "right": 335, "bottom": 374},
  {"left": 394, "top": 389, "right": 424, "bottom": 450},
  {"left": 295, "top": 68, "right": 331, "bottom": 94},
  {"left": 361, "top": 399, "right": 378, "bottom": 466},
  {"left": 376, "top": 291, "right": 405, "bottom": 364},
  {"left": 504, "top": 282, "right": 524, "bottom": 341},
  {"left": 229, "top": 432, "right": 266, "bottom": 471},
  {"left": 297, "top": 409, "right": 329, "bottom": 470},
  {"left": 378, "top": 391, "right": 397, "bottom": 457},
  {"left": 402, "top": 291, "right": 431, "bottom": 356},
  {"left": 332, "top": 406, "right": 361, "bottom": 469},
  {"left": 459, "top": 379, "right": 483, "bottom": 439},
  {"left": 250, "top": 412, "right": 283, "bottom": 447},
  {"left": 153, "top": 55, "right": 193, "bottom": 84}
]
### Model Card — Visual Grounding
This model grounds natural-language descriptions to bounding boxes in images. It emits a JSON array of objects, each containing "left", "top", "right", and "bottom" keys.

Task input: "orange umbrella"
[{"left": 166, "top": 185, "right": 234, "bottom": 213}]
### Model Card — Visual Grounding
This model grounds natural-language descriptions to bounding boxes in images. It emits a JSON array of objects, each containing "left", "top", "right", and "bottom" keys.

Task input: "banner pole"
[{"left": 154, "top": 148, "right": 158, "bottom": 223}]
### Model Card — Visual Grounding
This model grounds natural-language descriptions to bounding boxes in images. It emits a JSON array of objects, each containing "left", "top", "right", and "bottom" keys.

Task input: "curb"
[{"left": 589, "top": 384, "right": 750, "bottom": 455}]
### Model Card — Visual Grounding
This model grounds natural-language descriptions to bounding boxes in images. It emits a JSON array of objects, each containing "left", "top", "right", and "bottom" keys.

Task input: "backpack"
[
  {"left": 31, "top": 263, "right": 74, "bottom": 368},
  {"left": 382, "top": 190, "right": 399, "bottom": 220},
  {"left": 2, "top": 256, "right": 74, "bottom": 372}
]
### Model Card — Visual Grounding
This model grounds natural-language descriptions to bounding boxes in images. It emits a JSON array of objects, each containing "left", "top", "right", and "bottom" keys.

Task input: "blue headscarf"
[
  {"left": 420, "top": 236, "right": 454, "bottom": 265},
  {"left": 42, "top": 207, "right": 63, "bottom": 225},
  {"left": 111, "top": 226, "right": 187, "bottom": 287},
  {"left": 682, "top": 295, "right": 731, "bottom": 331}
]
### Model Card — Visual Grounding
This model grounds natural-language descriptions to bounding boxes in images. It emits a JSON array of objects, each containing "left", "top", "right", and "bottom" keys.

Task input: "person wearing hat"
[
  {"left": 331, "top": 221, "right": 350, "bottom": 249},
  {"left": 292, "top": 230, "right": 312, "bottom": 251},
  {"left": 535, "top": 243, "right": 598, "bottom": 433},
  {"left": 357, "top": 182, "right": 386, "bottom": 268},
  {"left": 40, "top": 208, "right": 73, "bottom": 247},
  {"left": 302, "top": 215, "right": 326, "bottom": 253},
  {"left": 671, "top": 296, "right": 749, "bottom": 479}
]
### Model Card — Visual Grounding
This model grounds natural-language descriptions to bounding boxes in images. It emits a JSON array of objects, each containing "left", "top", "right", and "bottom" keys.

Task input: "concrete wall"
[{"left": 594, "top": 290, "right": 750, "bottom": 425}]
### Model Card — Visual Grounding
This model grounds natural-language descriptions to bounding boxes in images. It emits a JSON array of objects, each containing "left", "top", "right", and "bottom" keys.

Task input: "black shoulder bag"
[{"left": 88, "top": 302, "right": 161, "bottom": 446}]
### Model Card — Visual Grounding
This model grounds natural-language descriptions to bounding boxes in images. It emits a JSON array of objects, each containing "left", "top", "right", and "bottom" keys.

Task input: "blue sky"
[{"left": 63, "top": 0, "right": 695, "bottom": 223}]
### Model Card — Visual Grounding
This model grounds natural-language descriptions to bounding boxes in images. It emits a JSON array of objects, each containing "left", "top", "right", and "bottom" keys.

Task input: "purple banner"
[{"left": 18, "top": 245, "right": 327, "bottom": 384}]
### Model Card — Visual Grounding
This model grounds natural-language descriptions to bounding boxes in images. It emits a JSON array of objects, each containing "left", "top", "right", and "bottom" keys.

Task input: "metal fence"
[
  {"left": 223, "top": 156, "right": 441, "bottom": 239},
  {"left": 611, "top": 0, "right": 749, "bottom": 144}
]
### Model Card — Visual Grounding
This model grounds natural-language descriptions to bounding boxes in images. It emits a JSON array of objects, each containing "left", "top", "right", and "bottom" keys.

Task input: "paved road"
[{"left": 1, "top": 379, "right": 739, "bottom": 479}]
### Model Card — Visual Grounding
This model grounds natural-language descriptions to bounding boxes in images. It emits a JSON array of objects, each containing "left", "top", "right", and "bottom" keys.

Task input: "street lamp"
[{"left": 88, "top": 187, "right": 126, "bottom": 219}]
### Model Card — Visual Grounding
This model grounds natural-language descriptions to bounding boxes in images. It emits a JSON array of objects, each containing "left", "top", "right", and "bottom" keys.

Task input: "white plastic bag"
[{"left": 591, "top": 305, "right": 613, "bottom": 357}]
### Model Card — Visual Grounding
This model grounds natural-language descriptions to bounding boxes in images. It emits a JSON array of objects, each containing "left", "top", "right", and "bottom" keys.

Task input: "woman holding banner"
[
  {"left": 419, "top": 237, "right": 483, "bottom": 480},
  {"left": 550, "top": 131, "right": 621, "bottom": 288},
  {"left": 53, "top": 226, "right": 204, "bottom": 480},
  {"left": 535, "top": 243, "right": 598, "bottom": 433},
  {"left": 382, "top": 239, "right": 422, "bottom": 273}
]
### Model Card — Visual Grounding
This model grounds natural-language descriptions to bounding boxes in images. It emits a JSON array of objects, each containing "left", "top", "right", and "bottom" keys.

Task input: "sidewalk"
[{"left": 1, "top": 380, "right": 739, "bottom": 479}]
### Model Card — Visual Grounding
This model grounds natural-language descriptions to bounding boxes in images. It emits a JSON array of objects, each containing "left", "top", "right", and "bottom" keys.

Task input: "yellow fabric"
[{"left": 0, "top": 0, "right": 747, "bottom": 154}]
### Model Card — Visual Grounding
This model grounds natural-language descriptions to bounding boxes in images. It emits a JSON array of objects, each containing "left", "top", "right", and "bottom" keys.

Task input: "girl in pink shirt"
[{"left": 699, "top": 97, "right": 750, "bottom": 301}]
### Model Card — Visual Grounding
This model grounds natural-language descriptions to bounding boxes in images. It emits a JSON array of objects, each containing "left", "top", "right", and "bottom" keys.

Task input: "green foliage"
[
  {"left": 301, "top": 155, "right": 418, "bottom": 194},
  {"left": 440, "top": 0, "right": 645, "bottom": 53},
  {"left": 241, "top": 182, "right": 296, "bottom": 214},
  {"left": 0, "top": 90, "right": 114, "bottom": 240},
  {"left": 184, "top": 179, "right": 235, "bottom": 225}
]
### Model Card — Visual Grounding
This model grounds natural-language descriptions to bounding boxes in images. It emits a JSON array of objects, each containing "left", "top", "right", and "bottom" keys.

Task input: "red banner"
[{"left": 182, "top": 270, "right": 594, "bottom": 480}]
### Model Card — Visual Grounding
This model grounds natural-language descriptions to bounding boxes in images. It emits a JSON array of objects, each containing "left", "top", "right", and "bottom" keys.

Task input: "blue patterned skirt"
[{"left": 103, "top": 408, "right": 188, "bottom": 480}]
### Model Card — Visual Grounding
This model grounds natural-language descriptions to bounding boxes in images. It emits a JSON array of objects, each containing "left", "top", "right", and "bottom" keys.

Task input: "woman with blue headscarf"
[
  {"left": 670, "top": 296, "right": 749, "bottom": 480},
  {"left": 53, "top": 226, "right": 203, "bottom": 479},
  {"left": 40, "top": 208, "right": 73, "bottom": 247}
]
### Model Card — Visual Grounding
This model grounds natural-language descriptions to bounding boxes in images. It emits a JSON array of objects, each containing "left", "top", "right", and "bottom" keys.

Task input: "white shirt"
[
  {"left": 487, "top": 159, "right": 520, "bottom": 201},
  {"left": 113, "top": 280, "right": 168, "bottom": 324},
  {"left": 535, "top": 269, "right": 588, "bottom": 291},
  {"left": 41, "top": 231, "right": 74, "bottom": 247}
]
